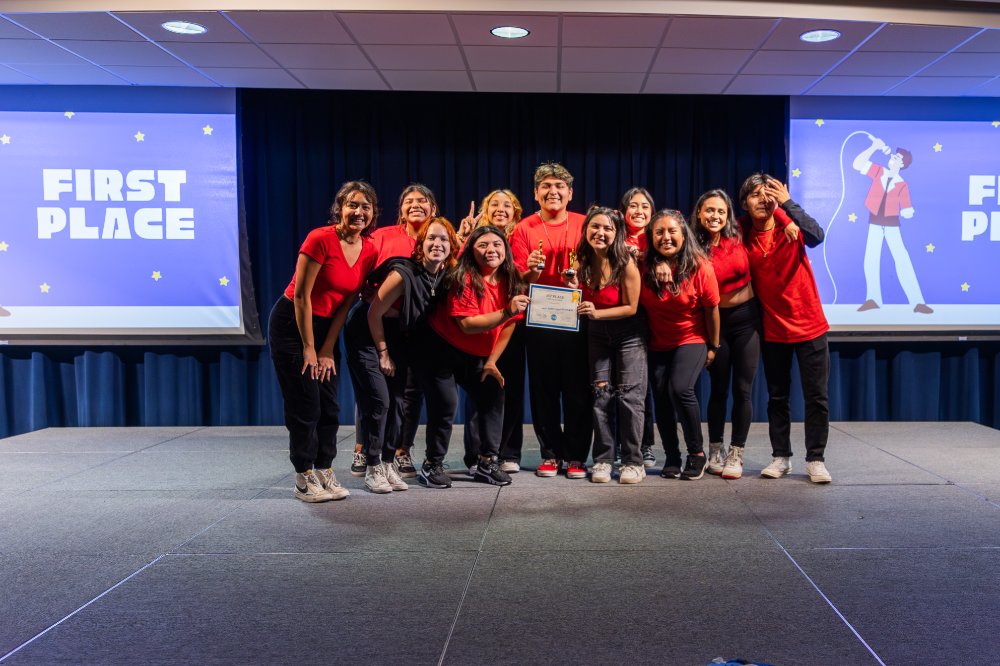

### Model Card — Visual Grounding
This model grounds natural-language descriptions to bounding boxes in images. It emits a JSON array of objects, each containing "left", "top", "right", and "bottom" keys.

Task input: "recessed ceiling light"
[
  {"left": 491, "top": 26, "right": 530, "bottom": 39},
  {"left": 162, "top": 20, "right": 208, "bottom": 35},
  {"left": 800, "top": 29, "right": 841, "bottom": 43}
]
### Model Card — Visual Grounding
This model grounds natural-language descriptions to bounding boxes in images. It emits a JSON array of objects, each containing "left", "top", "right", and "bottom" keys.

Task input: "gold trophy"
[
  {"left": 565, "top": 249, "right": 577, "bottom": 277},
  {"left": 536, "top": 240, "right": 545, "bottom": 270}
]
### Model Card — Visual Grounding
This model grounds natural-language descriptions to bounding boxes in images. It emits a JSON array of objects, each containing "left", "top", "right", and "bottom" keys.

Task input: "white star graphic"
[{"left": 134, "top": 131, "right": 145, "bottom": 142}]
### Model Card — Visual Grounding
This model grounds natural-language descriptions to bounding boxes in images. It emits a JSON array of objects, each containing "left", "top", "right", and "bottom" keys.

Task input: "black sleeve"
[{"left": 780, "top": 200, "right": 824, "bottom": 248}]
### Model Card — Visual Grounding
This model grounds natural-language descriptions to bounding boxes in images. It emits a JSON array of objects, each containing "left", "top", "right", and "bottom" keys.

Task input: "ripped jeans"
[{"left": 587, "top": 313, "right": 648, "bottom": 466}]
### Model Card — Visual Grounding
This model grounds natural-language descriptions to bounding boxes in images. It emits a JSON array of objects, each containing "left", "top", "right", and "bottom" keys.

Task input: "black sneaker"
[
  {"left": 680, "top": 454, "right": 707, "bottom": 480},
  {"left": 641, "top": 447, "right": 656, "bottom": 468},
  {"left": 418, "top": 461, "right": 452, "bottom": 489},
  {"left": 660, "top": 464, "right": 681, "bottom": 479},
  {"left": 474, "top": 457, "right": 512, "bottom": 486},
  {"left": 350, "top": 449, "right": 367, "bottom": 477}
]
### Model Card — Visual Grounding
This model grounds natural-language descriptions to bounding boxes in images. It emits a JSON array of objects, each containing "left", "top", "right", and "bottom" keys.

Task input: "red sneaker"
[
  {"left": 566, "top": 461, "right": 587, "bottom": 479},
  {"left": 536, "top": 459, "right": 559, "bottom": 477}
]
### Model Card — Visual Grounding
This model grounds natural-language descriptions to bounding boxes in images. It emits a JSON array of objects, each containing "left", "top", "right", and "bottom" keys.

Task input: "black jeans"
[
  {"left": 761, "top": 333, "right": 830, "bottom": 461},
  {"left": 344, "top": 304, "right": 409, "bottom": 465},
  {"left": 413, "top": 331, "right": 505, "bottom": 465},
  {"left": 588, "top": 314, "right": 647, "bottom": 466},
  {"left": 463, "top": 322, "right": 526, "bottom": 466},
  {"left": 398, "top": 368, "right": 424, "bottom": 451},
  {"left": 526, "top": 325, "right": 593, "bottom": 462},
  {"left": 707, "top": 298, "right": 761, "bottom": 447},
  {"left": 268, "top": 296, "right": 341, "bottom": 474},
  {"left": 649, "top": 343, "right": 707, "bottom": 465}
]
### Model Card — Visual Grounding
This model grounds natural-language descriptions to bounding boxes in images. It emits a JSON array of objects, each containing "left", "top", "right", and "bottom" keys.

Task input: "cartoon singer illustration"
[{"left": 852, "top": 134, "right": 933, "bottom": 314}]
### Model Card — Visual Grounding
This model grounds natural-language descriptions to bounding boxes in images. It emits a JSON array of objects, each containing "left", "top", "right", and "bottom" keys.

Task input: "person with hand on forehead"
[
  {"left": 268, "top": 181, "right": 380, "bottom": 503},
  {"left": 509, "top": 163, "right": 592, "bottom": 480},
  {"left": 738, "top": 173, "right": 832, "bottom": 484}
]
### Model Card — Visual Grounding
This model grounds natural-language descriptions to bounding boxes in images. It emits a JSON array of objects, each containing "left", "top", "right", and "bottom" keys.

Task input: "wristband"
[{"left": 706, "top": 342, "right": 720, "bottom": 353}]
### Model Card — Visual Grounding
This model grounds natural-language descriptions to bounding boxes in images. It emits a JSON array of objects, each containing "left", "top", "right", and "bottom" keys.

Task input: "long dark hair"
[
  {"left": 451, "top": 225, "right": 525, "bottom": 298},
  {"left": 329, "top": 180, "right": 379, "bottom": 237},
  {"left": 575, "top": 206, "right": 631, "bottom": 290},
  {"left": 690, "top": 189, "right": 739, "bottom": 247},
  {"left": 645, "top": 209, "right": 707, "bottom": 296},
  {"left": 619, "top": 187, "right": 655, "bottom": 222}
]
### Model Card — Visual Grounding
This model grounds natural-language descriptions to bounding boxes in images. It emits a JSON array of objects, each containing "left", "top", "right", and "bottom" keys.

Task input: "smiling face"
[
  {"left": 625, "top": 193, "right": 653, "bottom": 234},
  {"left": 422, "top": 222, "right": 451, "bottom": 265},
  {"left": 472, "top": 232, "right": 506, "bottom": 272},
  {"left": 339, "top": 191, "right": 374, "bottom": 234},
  {"left": 486, "top": 192, "right": 516, "bottom": 227},
  {"left": 400, "top": 189, "right": 435, "bottom": 229},
  {"left": 651, "top": 215, "right": 685, "bottom": 260},
  {"left": 585, "top": 214, "right": 616, "bottom": 252},
  {"left": 698, "top": 196, "right": 729, "bottom": 238},
  {"left": 534, "top": 177, "right": 573, "bottom": 216},
  {"left": 743, "top": 183, "right": 775, "bottom": 224}
]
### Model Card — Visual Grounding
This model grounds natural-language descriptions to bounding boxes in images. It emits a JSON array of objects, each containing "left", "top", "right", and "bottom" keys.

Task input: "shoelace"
[{"left": 395, "top": 453, "right": 413, "bottom": 467}]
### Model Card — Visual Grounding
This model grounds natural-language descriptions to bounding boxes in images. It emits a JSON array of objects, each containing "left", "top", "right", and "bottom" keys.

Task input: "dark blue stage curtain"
[{"left": 2, "top": 89, "right": 997, "bottom": 437}]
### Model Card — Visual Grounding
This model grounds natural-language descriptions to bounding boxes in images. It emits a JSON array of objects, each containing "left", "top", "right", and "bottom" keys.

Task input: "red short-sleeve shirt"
[
  {"left": 429, "top": 273, "right": 519, "bottom": 357},
  {"left": 283, "top": 227, "right": 379, "bottom": 318},
  {"left": 639, "top": 261, "right": 720, "bottom": 351},
  {"left": 510, "top": 212, "right": 586, "bottom": 287}
]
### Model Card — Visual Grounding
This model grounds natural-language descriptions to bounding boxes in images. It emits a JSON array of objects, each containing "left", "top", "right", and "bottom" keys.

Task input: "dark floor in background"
[{"left": 1, "top": 422, "right": 999, "bottom": 665}]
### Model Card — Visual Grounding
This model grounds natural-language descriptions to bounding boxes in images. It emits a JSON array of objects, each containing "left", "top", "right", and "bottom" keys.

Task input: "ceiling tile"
[
  {"left": 957, "top": 29, "right": 1000, "bottom": 53},
  {"left": 742, "top": 50, "right": 847, "bottom": 75},
  {"left": 290, "top": 68, "right": 387, "bottom": 90},
  {"left": 886, "top": 75, "right": 992, "bottom": 96},
  {"left": 562, "top": 15, "right": 668, "bottom": 47},
  {"left": 113, "top": 12, "right": 248, "bottom": 43},
  {"left": 561, "top": 72, "right": 644, "bottom": 94},
  {"left": 0, "top": 39, "right": 86, "bottom": 65},
  {"left": 451, "top": 14, "right": 558, "bottom": 47},
  {"left": 464, "top": 46, "right": 556, "bottom": 72},
  {"left": 831, "top": 51, "right": 939, "bottom": 76},
  {"left": 644, "top": 73, "right": 730, "bottom": 94},
  {"left": 225, "top": 11, "right": 352, "bottom": 44},
  {"left": 726, "top": 74, "right": 815, "bottom": 95},
  {"left": 199, "top": 67, "right": 303, "bottom": 88},
  {"left": 103, "top": 65, "right": 216, "bottom": 87},
  {"left": 562, "top": 47, "right": 654, "bottom": 73},
  {"left": 859, "top": 24, "right": 980, "bottom": 52},
  {"left": 472, "top": 70, "right": 555, "bottom": 92},
  {"left": 53, "top": 40, "right": 182, "bottom": 67},
  {"left": 6, "top": 12, "right": 142, "bottom": 41},
  {"left": 366, "top": 45, "right": 464, "bottom": 70},
  {"left": 382, "top": 69, "right": 471, "bottom": 91},
  {"left": 652, "top": 48, "right": 751, "bottom": 74},
  {"left": 9, "top": 62, "right": 128, "bottom": 85},
  {"left": 160, "top": 42, "right": 275, "bottom": 68},
  {"left": 920, "top": 52, "right": 1000, "bottom": 77},
  {"left": 0, "top": 63, "right": 43, "bottom": 84},
  {"left": 262, "top": 44, "right": 369, "bottom": 70},
  {"left": 0, "top": 16, "right": 44, "bottom": 39},
  {"left": 760, "top": 18, "right": 881, "bottom": 51},
  {"left": 664, "top": 16, "right": 776, "bottom": 50},
  {"left": 805, "top": 75, "right": 903, "bottom": 95},
  {"left": 339, "top": 12, "right": 454, "bottom": 45}
]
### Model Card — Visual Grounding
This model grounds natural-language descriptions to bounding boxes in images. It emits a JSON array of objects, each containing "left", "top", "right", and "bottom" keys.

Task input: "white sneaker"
[
  {"left": 707, "top": 442, "right": 727, "bottom": 475},
  {"left": 590, "top": 461, "right": 613, "bottom": 483},
  {"left": 720, "top": 446, "right": 744, "bottom": 480},
  {"left": 364, "top": 464, "right": 392, "bottom": 494},
  {"left": 382, "top": 462, "right": 409, "bottom": 491},
  {"left": 618, "top": 464, "right": 644, "bottom": 485},
  {"left": 760, "top": 456, "right": 791, "bottom": 479},
  {"left": 294, "top": 471, "right": 333, "bottom": 502},
  {"left": 500, "top": 461, "right": 520, "bottom": 473},
  {"left": 314, "top": 467, "right": 350, "bottom": 500},
  {"left": 806, "top": 460, "right": 832, "bottom": 484}
]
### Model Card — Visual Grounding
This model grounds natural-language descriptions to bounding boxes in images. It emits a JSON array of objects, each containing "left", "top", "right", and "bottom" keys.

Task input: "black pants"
[
  {"left": 413, "top": 332, "right": 505, "bottom": 464},
  {"left": 761, "top": 333, "right": 830, "bottom": 461},
  {"left": 525, "top": 325, "right": 593, "bottom": 462},
  {"left": 463, "top": 322, "right": 526, "bottom": 465},
  {"left": 588, "top": 315, "right": 647, "bottom": 466},
  {"left": 344, "top": 304, "right": 409, "bottom": 465},
  {"left": 649, "top": 343, "right": 707, "bottom": 465},
  {"left": 268, "top": 296, "right": 341, "bottom": 473},
  {"left": 398, "top": 368, "right": 424, "bottom": 451},
  {"left": 707, "top": 298, "right": 761, "bottom": 447}
]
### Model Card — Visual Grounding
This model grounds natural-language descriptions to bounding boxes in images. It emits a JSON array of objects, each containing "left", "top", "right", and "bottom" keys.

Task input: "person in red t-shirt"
[
  {"left": 268, "top": 181, "right": 380, "bottom": 503},
  {"left": 351, "top": 184, "right": 440, "bottom": 480},
  {"left": 639, "top": 209, "right": 720, "bottom": 480},
  {"left": 737, "top": 173, "right": 832, "bottom": 484},
  {"left": 509, "top": 162, "right": 592, "bottom": 479},
  {"left": 563, "top": 207, "right": 645, "bottom": 484},
  {"left": 413, "top": 225, "right": 529, "bottom": 489},
  {"left": 456, "top": 190, "right": 528, "bottom": 474}
]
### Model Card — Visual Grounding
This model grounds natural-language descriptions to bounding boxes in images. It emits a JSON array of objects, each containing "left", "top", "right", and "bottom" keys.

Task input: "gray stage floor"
[{"left": 1, "top": 422, "right": 999, "bottom": 665}]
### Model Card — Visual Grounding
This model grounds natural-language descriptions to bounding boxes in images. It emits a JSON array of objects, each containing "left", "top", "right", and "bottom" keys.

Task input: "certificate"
[{"left": 526, "top": 284, "right": 581, "bottom": 332}]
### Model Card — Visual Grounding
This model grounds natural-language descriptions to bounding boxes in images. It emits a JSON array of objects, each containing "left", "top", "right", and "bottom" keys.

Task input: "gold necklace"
[{"left": 752, "top": 225, "right": 775, "bottom": 258}]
